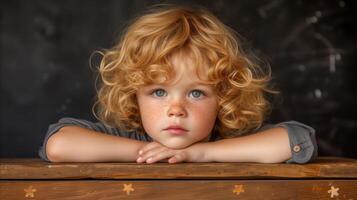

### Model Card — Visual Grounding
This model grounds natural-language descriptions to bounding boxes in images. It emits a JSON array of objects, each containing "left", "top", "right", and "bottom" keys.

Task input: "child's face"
[{"left": 136, "top": 54, "right": 218, "bottom": 149}]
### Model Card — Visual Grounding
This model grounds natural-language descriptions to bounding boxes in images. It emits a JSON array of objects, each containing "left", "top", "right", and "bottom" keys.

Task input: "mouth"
[{"left": 163, "top": 125, "right": 188, "bottom": 135}]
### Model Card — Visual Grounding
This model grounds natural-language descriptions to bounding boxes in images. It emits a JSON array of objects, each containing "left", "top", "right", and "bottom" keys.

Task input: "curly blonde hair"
[{"left": 92, "top": 5, "right": 278, "bottom": 138}]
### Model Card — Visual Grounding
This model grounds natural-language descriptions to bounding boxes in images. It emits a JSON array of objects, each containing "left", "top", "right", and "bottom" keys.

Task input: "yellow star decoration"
[
  {"left": 24, "top": 185, "right": 37, "bottom": 198},
  {"left": 123, "top": 183, "right": 135, "bottom": 195},
  {"left": 233, "top": 184, "right": 245, "bottom": 195},
  {"left": 327, "top": 186, "right": 339, "bottom": 198}
]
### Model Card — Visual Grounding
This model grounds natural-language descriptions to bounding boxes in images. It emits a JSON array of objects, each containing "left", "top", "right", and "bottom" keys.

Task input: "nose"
[{"left": 167, "top": 103, "right": 187, "bottom": 118}]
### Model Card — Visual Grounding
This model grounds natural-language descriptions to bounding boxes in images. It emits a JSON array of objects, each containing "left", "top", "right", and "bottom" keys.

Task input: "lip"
[{"left": 163, "top": 125, "right": 188, "bottom": 135}]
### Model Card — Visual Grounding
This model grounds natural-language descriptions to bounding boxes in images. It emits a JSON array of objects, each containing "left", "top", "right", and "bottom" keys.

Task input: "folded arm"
[
  {"left": 136, "top": 127, "right": 291, "bottom": 164},
  {"left": 189, "top": 121, "right": 317, "bottom": 164},
  {"left": 46, "top": 126, "right": 148, "bottom": 162},
  {"left": 200, "top": 127, "right": 292, "bottom": 163}
]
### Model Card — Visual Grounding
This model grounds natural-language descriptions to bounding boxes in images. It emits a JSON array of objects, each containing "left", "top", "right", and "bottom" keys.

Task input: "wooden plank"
[
  {"left": 1, "top": 157, "right": 357, "bottom": 179},
  {"left": 1, "top": 180, "right": 356, "bottom": 200}
]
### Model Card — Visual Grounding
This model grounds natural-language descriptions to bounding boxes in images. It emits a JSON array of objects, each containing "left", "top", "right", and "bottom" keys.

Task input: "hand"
[{"left": 136, "top": 141, "right": 207, "bottom": 164}]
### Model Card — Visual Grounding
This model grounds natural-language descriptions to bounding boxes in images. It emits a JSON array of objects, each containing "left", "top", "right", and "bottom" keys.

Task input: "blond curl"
[{"left": 92, "top": 4, "right": 278, "bottom": 138}]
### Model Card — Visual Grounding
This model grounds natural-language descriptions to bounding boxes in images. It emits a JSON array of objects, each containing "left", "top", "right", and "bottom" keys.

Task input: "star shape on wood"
[
  {"left": 123, "top": 183, "right": 135, "bottom": 195},
  {"left": 233, "top": 184, "right": 245, "bottom": 195},
  {"left": 24, "top": 185, "right": 37, "bottom": 198},
  {"left": 327, "top": 186, "right": 339, "bottom": 198}
]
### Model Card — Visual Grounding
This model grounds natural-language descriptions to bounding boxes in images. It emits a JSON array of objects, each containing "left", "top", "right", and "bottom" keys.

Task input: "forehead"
[{"left": 168, "top": 49, "right": 210, "bottom": 81}]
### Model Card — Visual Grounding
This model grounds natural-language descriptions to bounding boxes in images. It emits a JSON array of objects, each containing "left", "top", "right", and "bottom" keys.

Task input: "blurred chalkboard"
[{"left": 1, "top": 0, "right": 356, "bottom": 158}]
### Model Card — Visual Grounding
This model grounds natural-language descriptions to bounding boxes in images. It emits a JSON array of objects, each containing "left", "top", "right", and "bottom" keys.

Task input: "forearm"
[
  {"left": 46, "top": 126, "right": 148, "bottom": 162},
  {"left": 206, "top": 127, "right": 292, "bottom": 163}
]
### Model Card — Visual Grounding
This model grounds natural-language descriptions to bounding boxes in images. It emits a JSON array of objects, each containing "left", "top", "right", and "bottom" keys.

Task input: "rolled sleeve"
[
  {"left": 276, "top": 121, "right": 318, "bottom": 164},
  {"left": 38, "top": 117, "right": 103, "bottom": 162},
  {"left": 38, "top": 117, "right": 152, "bottom": 162}
]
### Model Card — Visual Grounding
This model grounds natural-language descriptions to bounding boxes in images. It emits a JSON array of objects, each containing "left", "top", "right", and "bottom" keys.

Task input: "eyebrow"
[
  {"left": 153, "top": 81, "right": 212, "bottom": 87},
  {"left": 188, "top": 83, "right": 213, "bottom": 88},
  {"left": 143, "top": 81, "right": 213, "bottom": 90}
]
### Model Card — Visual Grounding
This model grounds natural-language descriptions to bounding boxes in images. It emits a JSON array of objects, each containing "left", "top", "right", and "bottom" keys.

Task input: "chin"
[{"left": 164, "top": 142, "right": 192, "bottom": 149}]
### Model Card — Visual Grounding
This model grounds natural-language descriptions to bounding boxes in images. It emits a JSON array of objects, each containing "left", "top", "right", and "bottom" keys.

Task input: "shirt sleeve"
[
  {"left": 258, "top": 121, "right": 318, "bottom": 164},
  {"left": 38, "top": 117, "right": 152, "bottom": 162}
]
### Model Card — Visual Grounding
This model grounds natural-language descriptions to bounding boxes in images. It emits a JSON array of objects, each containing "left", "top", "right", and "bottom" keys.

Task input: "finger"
[
  {"left": 138, "top": 142, "right": 160, "bottom": 155},
  {"left": 158, "top": 158, "right": 169, "bottom": 163},
  {"left": 138, "top": 142, "right": 162, "bottom": 156},
  {"left": 137, "top": 147, "right": 168, "bottom": 163},
  {"left": 145, "top": 150, "right": 175, "bottom": 164},
  {"left": 168, "top": 152, "right": 187, "bottom": 164}
]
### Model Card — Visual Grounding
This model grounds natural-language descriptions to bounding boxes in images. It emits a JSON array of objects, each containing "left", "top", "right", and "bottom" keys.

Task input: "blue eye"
[
  {"left": 190, "top": 90, "right": 204, "bottom": 98},
  {"left": 152, "top": 89, "right": 166, "bottom": 97}
]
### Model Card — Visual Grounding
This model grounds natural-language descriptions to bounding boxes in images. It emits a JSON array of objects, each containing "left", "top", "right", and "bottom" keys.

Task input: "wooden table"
[{"left": 1, "top": 157, "right": 357, "bottom": 199}]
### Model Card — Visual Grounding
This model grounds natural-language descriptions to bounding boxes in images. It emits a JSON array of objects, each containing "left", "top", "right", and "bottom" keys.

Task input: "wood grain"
[
  {"left": 1, "top": 157, "right": 357, "bottom": 179},
  {"left": 1, "top": 157, "right": 357, "bottom": 199},
  {"left": 1, "top": 180, "right": 356, "bottom": 200}
]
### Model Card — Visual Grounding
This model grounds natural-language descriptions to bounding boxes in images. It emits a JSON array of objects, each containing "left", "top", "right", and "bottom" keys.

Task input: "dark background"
[{"left": 1, "top": 0, "right": 356, "bottom": 159}]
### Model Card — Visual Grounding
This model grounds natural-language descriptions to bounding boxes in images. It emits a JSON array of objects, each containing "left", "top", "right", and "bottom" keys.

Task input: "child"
[{"left": 38, "top": 5, "right": 317, "bottom": 164}]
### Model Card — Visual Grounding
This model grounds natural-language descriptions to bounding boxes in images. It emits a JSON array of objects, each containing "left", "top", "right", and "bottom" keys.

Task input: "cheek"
[
  {"left": 137, "top": 98, "right": 162, "bottom": 130},
  {"left": 190, "top": 102, "right": 218, "bottom": 131}
]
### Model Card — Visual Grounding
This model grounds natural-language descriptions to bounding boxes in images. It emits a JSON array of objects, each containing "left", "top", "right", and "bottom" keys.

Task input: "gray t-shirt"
[{"left": 38, "top": 117, "right": 318, "bottom": 164}]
